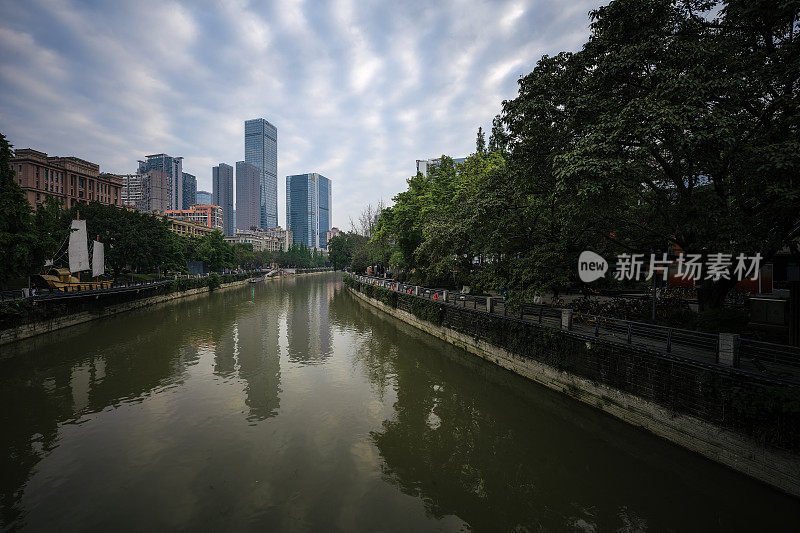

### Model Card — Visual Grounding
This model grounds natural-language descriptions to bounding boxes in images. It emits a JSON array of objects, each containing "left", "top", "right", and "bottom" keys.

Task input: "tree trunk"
[{"left": 697, "top": 278, "right": 738, "bottom": 311}]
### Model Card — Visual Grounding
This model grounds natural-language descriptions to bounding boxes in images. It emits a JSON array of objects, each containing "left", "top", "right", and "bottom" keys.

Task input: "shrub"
[{"left": 207, "top": 273, "right": 222, "bottom": 291}]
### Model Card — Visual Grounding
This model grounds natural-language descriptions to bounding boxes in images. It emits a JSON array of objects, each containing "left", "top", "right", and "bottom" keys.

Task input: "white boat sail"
[
  {"left": 69, "top": 220, "right": 90, "bottom": 273},
  {"left": 92, "top": 241, "right": 105, "bottom": 277}
]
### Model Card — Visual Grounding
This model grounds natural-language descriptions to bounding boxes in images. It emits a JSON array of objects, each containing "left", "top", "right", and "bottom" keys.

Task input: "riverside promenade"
[{"left": 353, "top": 275, "right": 800, "bottom": 386}]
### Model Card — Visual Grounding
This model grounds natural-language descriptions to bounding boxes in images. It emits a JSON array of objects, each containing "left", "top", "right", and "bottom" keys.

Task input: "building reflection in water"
[
  {"left": 285, "top": 275, "right": 334, "bottom": 365},
  {"left": 0, "top": 285, "right": 276, "bottom": 528}
]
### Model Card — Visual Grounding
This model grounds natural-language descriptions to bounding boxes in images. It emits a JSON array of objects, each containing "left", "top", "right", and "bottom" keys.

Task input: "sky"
[{"left": 0, "top": 0, "right": 603, "bottom": 229}]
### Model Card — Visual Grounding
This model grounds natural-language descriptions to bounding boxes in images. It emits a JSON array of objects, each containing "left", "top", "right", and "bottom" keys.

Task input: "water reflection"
[
  {"left": 0, "top": 273, "right": 797, "bottom": 531},
  {"left": 338, "top": 287, "right": 800, "bottom": 532},
  {"left": 285, "top": 275, "right": 334, "bottom": 365},
  {"left": 0, "top": 283, "right": 283, "bottom": 529}
]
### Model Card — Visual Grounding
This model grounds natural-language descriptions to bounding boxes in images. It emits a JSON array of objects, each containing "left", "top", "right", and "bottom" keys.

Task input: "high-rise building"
[
  {"left": 121, "top": 173, "right": 142, "bottom": 208},
  {"left": 137, "top": 169, "right": 171, "bottom": 213},
  {"left": 244, "top": 118, "right": 278, "bottom": 228},
  {"left": 182, "top": 172, "right": 197, "bottom": 209},
  {"left": 235, "top": 161, "right": 260, "bottom": 231},
  {"left": 196, "top": 190, "right": 212, "bottom": 205},
  {"left": 138, "top": 154, "right": 183, "bottom": 210},
  {"left": 286, "top": 173, "right": 331, "bottom": 249},
  {"left": 212, "top": 163, "right": 234, "bottom": 236}
]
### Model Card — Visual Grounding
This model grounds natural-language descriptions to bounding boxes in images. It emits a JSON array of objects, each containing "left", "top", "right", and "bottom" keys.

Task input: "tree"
[
  {"left": 349, "top": 201, "right": 385, "bottom": 238},
  {"left": 0, "top": 133, "right": 35, "bottom": 289},
  {"left": 328, "top": 232, "right": 369, "bottom": 270},
  {"left": 476, "top": 127, "right": 486, "bottom": 154},
  {"left": 486, "top": 0, "right": 800, "bottom": 308},
  {"left": 487, "top": 114, "right": 508, "bottom": 154}
]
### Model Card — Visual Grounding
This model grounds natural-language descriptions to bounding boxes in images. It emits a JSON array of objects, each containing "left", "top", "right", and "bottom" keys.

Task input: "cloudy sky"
[{"left": 0, "top": 0, "right": 602, "bottom": 228}]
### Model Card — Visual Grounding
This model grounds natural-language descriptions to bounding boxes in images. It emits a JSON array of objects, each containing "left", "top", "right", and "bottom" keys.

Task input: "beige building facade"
[{"left": 11, "top": 148, "right": 122, "bottom": 209}]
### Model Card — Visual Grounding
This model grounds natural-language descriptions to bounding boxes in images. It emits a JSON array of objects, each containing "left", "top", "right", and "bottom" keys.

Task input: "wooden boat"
[
  {"left": 33, "top": 268, "right": 113, "bottom": 292},
  {"left": 31, "top": 218, "right": 112, "bottom": 292}
]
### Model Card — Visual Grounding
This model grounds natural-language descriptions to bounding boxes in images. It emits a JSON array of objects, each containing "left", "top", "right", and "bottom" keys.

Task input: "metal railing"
[
  {"left": 349, "top": 274, "right": 800, "bottom": 383},
  {"left": 2, "top": 270, "right": 272, "bottom": 303}
]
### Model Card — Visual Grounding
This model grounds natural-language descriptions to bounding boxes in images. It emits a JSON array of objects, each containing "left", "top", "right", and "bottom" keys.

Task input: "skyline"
[{"left": 0, "top": 0, "right": 603, "bottom": 228}]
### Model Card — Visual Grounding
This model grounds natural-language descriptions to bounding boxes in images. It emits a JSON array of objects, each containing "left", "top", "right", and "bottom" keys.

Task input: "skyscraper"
[
  {"left": 212, "top": 163, "right": 234, "bottom": 236},
  {"left": 244, "top": 118, "right": 278, "bottom": 228},
  {"left": 196, "top": 190, "right": 212, "bottom": 205},
  {"left": 182, "top": 172, "right": 197, "bottom": 209},
  {"left": 286, "top": 173, "right": 331, "bottom": 249},
  {"left": 138, "top": 154, "right": 183, "bottom": 210},
  {"left": 236, "top": 161, "right": 260, "bottom": 231}
]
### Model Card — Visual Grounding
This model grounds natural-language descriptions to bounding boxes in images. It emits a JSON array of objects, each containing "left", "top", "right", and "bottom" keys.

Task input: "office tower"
[
  {"left": 182, "top": 172, "right": 197, "bottom": 208},
  {"left": 317, "top": 175, "right": 331, "bottom": 249},
  {"left": 286, "top": 173, "right": 331, "bottom": 249},
  {"left": 212, "top": 163, "right": 234, "bottom": 236},
  {"left": 138, "top": 154, "right": 183, "bottom": 210},
  {"left": 196, "top": 190, "right": 212, "bottom": 205},
  {"left": 244, "top": 118, "right": 278, "bottom": 228},
  {"left": 235, "top": 161, "right": 261, "bottom": 231}
]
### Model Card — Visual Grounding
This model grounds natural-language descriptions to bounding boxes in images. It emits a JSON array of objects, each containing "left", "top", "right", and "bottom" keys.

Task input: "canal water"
[{"left": 1, "top": 273, "right": 797, "bottom": 531}]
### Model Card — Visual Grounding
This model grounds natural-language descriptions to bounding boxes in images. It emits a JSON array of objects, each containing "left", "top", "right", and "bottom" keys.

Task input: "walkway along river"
[{"left": 1, "top": 273, "right": 797, "bottom": 530}]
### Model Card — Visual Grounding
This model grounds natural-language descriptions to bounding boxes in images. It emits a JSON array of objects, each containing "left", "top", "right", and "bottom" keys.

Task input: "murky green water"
[{"left": 1, "top": 273, "right": 797, "bottom": 531}]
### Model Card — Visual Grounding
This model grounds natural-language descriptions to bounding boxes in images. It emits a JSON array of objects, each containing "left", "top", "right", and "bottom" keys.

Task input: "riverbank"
[
  {"left": 345, "top": 278, "right": 800, "bottom": 498},
  {"left": 0, "top": 274, "right": 268, "bottom": 346}
]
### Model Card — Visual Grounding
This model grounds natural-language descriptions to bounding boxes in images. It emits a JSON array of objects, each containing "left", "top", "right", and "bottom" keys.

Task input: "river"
[{"left": 1, "top": 272, "right": 797, "bottom": 531}]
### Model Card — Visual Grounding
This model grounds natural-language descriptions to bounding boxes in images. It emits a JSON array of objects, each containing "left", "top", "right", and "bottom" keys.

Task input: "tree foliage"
[
  {"left": 0, "top": 133, "right": 35, "bottom": 289},
  {"left": 367, "top": 0, "right": 800, "bottom": 309}
]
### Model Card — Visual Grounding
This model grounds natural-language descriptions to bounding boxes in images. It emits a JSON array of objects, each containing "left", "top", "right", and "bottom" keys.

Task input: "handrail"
[{"left": 348, "top": 273, "right": 800, "bottom": 381}]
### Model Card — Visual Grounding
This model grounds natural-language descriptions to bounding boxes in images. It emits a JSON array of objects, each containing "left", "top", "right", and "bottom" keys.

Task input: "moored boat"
[{"left": 31, "top": 218, "right": 112, "bottom": 292}]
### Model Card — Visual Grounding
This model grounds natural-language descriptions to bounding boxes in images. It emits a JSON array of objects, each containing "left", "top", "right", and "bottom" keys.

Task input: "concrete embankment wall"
[
  {"left": 1, "top": 278, "right": 257, "bottom": 346},
  {"left": 348, "top": 286, "right": 800, "bottom": 498}
]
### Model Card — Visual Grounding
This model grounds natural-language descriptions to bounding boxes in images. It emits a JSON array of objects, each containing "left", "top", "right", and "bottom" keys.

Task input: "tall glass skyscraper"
[
  {"left": 213, "top": 163, "right": 234, "bottom": 236},
  {"left": 235, "top": 161, "right": 261, "bottom": 231},
  {"left": 181, "top": 172, "right": 196, "bottom": 208},
  {"left": 286, "top": 173, "right": 331, "bottom": 249},
  {"left": 244, "top": 118, "right": 278, "bottom": 228}
]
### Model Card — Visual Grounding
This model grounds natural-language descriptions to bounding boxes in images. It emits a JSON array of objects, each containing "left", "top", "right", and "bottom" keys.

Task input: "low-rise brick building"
[{"left": 11, "top": 148, "right": 122, "bottom": 208}]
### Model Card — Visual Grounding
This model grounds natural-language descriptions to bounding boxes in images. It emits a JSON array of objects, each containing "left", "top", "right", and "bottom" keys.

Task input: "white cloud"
[{"left": 0, "top": 0, "right": 601, "bottom": 227}]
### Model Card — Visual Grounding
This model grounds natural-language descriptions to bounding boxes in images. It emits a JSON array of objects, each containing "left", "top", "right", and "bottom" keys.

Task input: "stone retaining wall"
[
  {"left": 1, "top": 278, "right": 257, "bottom": 346},
  {"left": 348, "top": 286, "right": 800, "bottom": 498}
]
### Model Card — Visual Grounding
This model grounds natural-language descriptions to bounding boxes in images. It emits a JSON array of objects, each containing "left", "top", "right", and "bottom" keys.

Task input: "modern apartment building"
[
  {"left": 137, "top": 169, "right": 171, "bottom": 213},
  {"left": 138, "top": 153, "right": 183, "bottom": 210},
  {"left": 196, "top": 190, "right": 212, "bottom": 205},
  {"left": 182, "top": 172, "right": 197, "bottom": 209},
  {"left": 244, "top": 118, "right": 278, "bottom": 228},
  {"left": 415, "top": 156, "right": 467, "bottom": 177},
  {"left": 11, "top": 148, "right": 122, "bottom": 209},
  {"left": 286, "top": 173, "right": 331, "bottom": 249},
  {"left": 164, "top": 204, "right": 223, "bottom": 231},
  {"left": 212, "top": 163, "right": 234, "bottom": 236},
  {"left": 120, "top": 173, "right": 142, "bottom": 208},
  {"left": 235, "top": 161, "right": 260, "bottom": 231}
]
